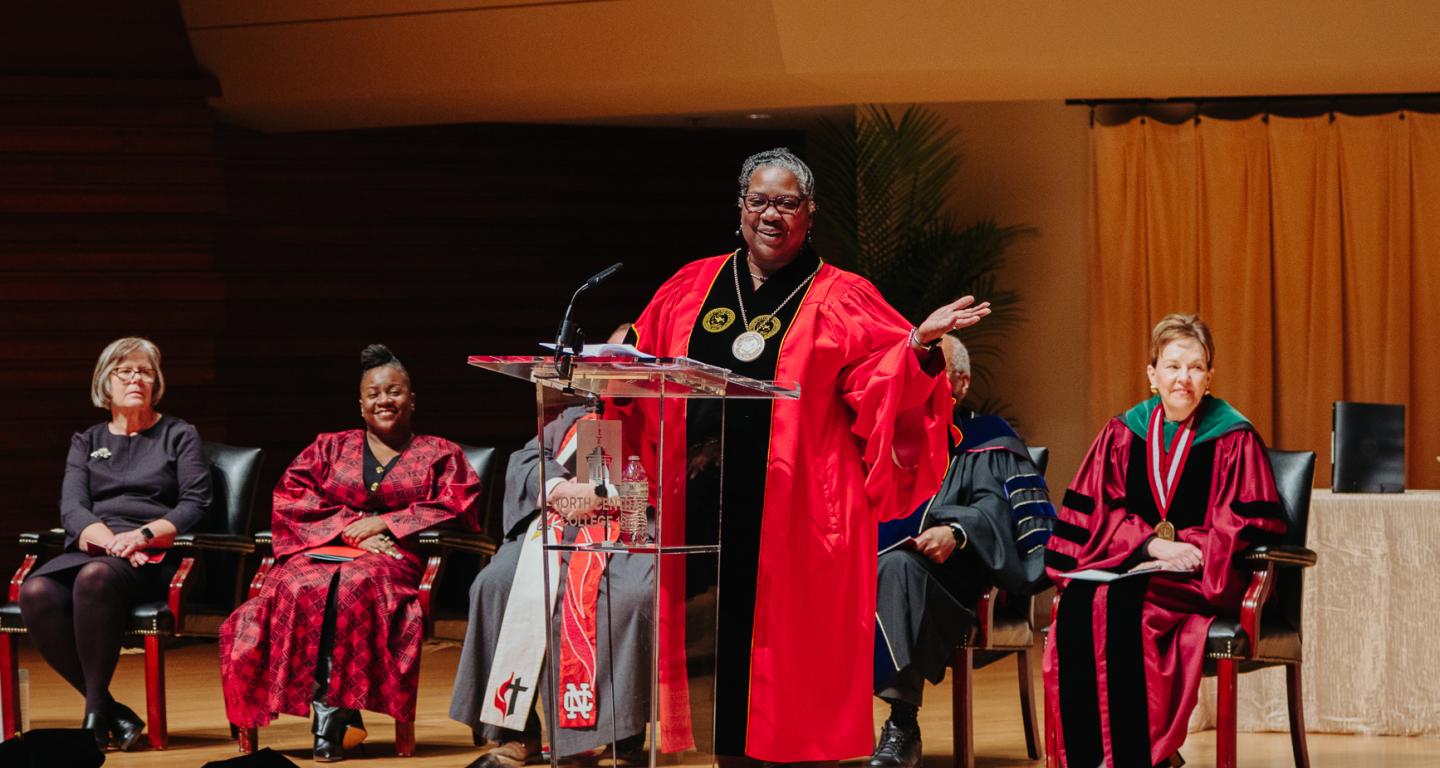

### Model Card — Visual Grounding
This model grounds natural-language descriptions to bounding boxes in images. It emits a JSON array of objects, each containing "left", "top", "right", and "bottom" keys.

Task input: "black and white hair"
[
  {"left": 360, "top": 343, "right": 408, "bottom": 378},
  {"left": 737, "top": 147, "right": 816, "bottom": 199}
]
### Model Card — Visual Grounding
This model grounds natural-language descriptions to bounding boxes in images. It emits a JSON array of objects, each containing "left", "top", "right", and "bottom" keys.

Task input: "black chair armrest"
[
  {"left": 18, "top": 528, "right": 66, "bottom": 550},
  {"left": 172, "top": 532, "right": 255, "bottom": 554},
  {"left": 1242, "top": 545, "right": 1317, "bottom": 568},
  {"left": 417, "top": 529, "right": 497, "bottom": 557}
]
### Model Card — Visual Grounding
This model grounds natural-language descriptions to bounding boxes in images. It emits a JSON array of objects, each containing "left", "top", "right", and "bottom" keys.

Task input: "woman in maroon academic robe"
[
  {"left": 622, "top": 148, "right": 991, "bottom": 764},
  {"left": 1042, "top": 314, "right": 1288, "bottom": 768},
  {"left": 220, "top": 345, "right": 481, "bottom": 761}
]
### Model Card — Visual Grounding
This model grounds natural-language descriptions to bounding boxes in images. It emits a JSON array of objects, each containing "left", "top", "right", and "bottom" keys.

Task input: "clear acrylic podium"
[{"left": 468, "top": 354, "right": 799, "bottom": 768}]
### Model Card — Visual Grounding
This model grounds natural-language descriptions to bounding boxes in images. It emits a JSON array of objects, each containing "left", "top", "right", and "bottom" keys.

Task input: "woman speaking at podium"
[{"left": 624, "top": 148, "right": 989, "bottom": 765}]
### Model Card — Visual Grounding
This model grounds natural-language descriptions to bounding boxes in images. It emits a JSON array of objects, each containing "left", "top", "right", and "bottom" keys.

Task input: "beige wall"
[{"left": 925, "top": 101, "right": 1093, "bottom": 487}]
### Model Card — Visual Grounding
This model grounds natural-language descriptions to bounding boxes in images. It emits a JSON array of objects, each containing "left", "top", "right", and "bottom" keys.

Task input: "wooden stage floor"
[{"left": 10, "top": 640, "right": 1438, "bottom": 767}]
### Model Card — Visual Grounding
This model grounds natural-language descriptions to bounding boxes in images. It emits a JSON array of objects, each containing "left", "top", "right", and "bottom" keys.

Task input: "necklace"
[{"left": 730, "top": 250, "right": 819, "bottom": 362}]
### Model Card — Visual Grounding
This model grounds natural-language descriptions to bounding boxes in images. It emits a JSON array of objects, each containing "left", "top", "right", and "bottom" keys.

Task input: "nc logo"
[{"left": 561, "top": 682, "right": 595, "bottom": 720}]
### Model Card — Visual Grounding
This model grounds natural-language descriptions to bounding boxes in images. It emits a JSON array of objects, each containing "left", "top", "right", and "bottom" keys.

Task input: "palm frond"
[{"left": 812, "top": 104, "right": 1035, "bottom": 410}]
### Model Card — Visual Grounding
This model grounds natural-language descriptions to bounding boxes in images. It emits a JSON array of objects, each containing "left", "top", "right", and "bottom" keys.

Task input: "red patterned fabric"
[
  {"left": 556, "top": 513, "right": 620, "bottom": 729},
  {"left": 219, "top": 431, "right": 480, "bottom": 726}
]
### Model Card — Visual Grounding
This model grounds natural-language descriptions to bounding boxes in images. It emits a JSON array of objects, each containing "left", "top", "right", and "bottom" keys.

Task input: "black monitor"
[{"left": 1331, "top": 401, "right": 1405, "bottom": 493}]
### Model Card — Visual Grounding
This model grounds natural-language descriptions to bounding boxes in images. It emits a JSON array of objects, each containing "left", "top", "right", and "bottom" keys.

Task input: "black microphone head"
[{"left": 586, "top": 262, "right": 624, "bottom": 288}]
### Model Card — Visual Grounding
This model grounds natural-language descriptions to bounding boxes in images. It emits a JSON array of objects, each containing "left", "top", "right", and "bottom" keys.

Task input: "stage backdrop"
[
  {"left": 0, "top": 69, "right": 799, "bottom": 561},
  {"left": 1089, "top": 112, "right": 1440, "bottom": 489}
]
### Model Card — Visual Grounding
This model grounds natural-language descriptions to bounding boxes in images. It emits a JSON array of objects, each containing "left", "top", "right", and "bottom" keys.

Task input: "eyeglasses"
[
  {"left": 740, "top": 193, "right": 808, "bottom": 215},
  {"left": 111, "top": 367, "right": 157, "bottom": 382}
]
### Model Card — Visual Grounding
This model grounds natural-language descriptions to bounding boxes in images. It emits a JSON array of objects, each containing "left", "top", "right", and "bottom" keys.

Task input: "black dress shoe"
[
  {"left": 108, "top": 700, "right": 146, "bottom": 752},
  {"left": 868, "top": 719, "right": 921, "bottom": 768},
  {"left": 613, "top": 732, "right": 647, "bottom": 765},
  {"left": 81, "top": 711, "right": 110, "bottom": 752}
]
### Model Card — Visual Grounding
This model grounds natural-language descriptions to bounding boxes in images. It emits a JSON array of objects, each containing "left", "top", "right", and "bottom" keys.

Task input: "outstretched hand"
[{"left": 916, "top": 296, "right": 991, "bottom": 346}]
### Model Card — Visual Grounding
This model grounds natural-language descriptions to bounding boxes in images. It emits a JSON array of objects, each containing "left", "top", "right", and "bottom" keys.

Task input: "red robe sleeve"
[
  {"left": 824, "top": 278, "right": 951, "bottom": 522},
  {"left": 1182, "top": 428, "right": 1288, "bottom": 606},
  {"left": 1044, "top": 419, "right": 1154, "bottom": 579},
  {"left": 627, "top": 258, "right": 712, "bottom": 357},
  {"left": 379, "top": 440, "right": 482, "bottom": 539},
  {"left": 271, "top": 434, "right": 358, "bottom": 558}
]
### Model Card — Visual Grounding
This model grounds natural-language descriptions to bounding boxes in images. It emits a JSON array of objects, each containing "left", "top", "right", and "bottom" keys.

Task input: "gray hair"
[
  {"left": 737, "top": 147, "right": 816, "bottom": 199},
  {"left": 90, "top": 337, "right": 165, "bottom": 409},
  {"left": 941, "top": 334, "right": 971, "bottom": 377}
]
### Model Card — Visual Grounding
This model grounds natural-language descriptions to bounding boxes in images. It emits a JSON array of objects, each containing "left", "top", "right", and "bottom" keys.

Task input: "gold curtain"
[{"left": 1090, "top": 112, "right": 1440, "bottom": 488}]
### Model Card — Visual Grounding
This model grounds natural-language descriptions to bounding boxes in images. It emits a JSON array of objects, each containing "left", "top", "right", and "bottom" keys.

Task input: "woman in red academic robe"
[
  {"left": 220, "top": 345, "right": 480, "bottom": 761},
  {"left": 1042, "top": 314, "right": 1288, "bottom": 768},
  {"left": 621, "top": 148, "right": 990, "bottom": 764}
]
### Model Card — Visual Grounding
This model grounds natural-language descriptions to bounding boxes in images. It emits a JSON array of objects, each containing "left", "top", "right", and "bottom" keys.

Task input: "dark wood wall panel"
[
  {"left": 2, "top": 74, "right": 799, "bottom": 553},
  {"left": 0, "top": 77, "right": 225, "bottom": 554},
  {"left": 214, "top": 123, "right": 800, "bottom": 519}
]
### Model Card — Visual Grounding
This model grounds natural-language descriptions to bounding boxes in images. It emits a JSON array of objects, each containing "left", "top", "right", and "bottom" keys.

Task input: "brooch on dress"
[{"left": 90, "top": 448, "right": 112, "bottom": 460}]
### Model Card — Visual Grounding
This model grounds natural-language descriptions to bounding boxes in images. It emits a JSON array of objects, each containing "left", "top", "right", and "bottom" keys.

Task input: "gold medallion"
[
  {"left": 1155, "top": 520, "right": 1176, "bottom": 541},
  {"left": 702, "top": 307, "right": 735, "bottom": 333},
  {"left": 747, "top": 314, "right": 782, "bottom": 339}
]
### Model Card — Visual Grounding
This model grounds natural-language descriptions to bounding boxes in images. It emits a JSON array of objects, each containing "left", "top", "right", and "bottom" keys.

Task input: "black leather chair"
[
  {"left": 0, "top": 441, "right": 264, "bottom": 748},
  {"left": 1204, "top": 449, "right": 1317, "bottom": 768},
  {"left": 238, "top": 442, "right": 498, "bottom": 757},
  {"left": 950, "top": 445, "right": 1049, "bottom": 768}
]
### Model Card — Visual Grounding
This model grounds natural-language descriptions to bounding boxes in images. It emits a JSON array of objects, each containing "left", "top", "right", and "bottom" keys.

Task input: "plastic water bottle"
[{"left": 619, "top": 456, "right": 650, "bottom": 545}]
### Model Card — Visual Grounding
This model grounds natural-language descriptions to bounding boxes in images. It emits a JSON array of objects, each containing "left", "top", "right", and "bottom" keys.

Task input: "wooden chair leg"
[
  {"left": 1215, "top": 658, "right": 1238, "bottom": 768},
  {"left": 144, "top": 635, "right": 168, "bottom": 749},
  {"left": 1286, "top": 664, "right": 1311, "bottom": 768},
  {"left": 0, "top": 633, "right": 19, "bottom": 740},
  {"left": 238, "top": 726, "right": 258, "bottom": 753},
  {"left": 1016, "top": 649, "right": 1041, "bottom": 760},
  {"left": 395, "top": 719, "right": 416, "bottom": 756},
  {"left": 952, "top": 647, "right": 974, "bottom": 768}
]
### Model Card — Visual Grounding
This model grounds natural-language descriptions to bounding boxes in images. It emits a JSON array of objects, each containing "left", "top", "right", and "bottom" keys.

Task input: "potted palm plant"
[{"left": 811, "top": 104, "right": 1032, "bottom": 409}]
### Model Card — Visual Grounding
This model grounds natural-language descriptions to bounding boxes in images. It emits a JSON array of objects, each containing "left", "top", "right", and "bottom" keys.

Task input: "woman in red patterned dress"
[{"left": 220, "top": 344, "right": 481, "bottom": 761}]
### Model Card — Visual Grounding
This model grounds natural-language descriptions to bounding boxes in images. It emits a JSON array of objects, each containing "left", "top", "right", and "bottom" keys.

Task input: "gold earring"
[{"left": 1148, "top": 386, "right": 1159, "bottom": 395}]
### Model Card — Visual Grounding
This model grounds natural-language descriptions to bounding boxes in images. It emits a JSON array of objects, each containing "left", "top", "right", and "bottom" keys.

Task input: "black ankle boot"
[
  {"left": 108, "top": 700, "right": 145, "bottom": 752},
  {"left": 81, "top": 711, "right": 110, "bottom": 752},
  {"left": 313, "top": 702, "right": 367, "bottom": 762},
  {"left": 868, "top": 718, "right": 921, "bottom": 768}
]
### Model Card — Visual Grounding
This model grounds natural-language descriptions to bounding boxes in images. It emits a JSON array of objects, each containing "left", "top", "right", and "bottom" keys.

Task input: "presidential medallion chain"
[{"left": 730, "top": 250, "right": 819, "bottom": 362}]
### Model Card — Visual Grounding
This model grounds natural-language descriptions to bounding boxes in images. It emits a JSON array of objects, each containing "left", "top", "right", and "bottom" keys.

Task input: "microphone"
[
  {"left": 584, "top": 262, "right": 623, "bottom": 288},
  {"left": 554, "top": 262, "right": 624, "bottom": 379}
]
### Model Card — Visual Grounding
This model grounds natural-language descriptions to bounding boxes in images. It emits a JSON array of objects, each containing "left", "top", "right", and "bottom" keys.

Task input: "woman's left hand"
[
  {"left": 106, "top": 529, "right": 149, "bottom": 559},
  {"left": 341, "top": 516, "right": 391, "bottom": 546},
  {"left": 916, "top": 296, "right": 991, "bottom": 346}
]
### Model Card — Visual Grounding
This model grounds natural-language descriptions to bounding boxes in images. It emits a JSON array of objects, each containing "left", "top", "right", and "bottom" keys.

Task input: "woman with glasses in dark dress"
[{"left": 17, "top": 336, "right": 212, "bottom": 751}]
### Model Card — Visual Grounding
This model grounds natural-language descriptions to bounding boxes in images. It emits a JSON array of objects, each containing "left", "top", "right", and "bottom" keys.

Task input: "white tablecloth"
[{"left": 1191, "top": 490, "right": 1440, "bottom": 736}]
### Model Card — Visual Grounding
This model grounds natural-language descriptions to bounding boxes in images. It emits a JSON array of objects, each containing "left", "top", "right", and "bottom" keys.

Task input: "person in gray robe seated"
[
  {"left": 869, "top": 337, "right": 1055, "bottom": 768},
  {"left": 450, "top": 360, "right": 653, "bottom": 767}
]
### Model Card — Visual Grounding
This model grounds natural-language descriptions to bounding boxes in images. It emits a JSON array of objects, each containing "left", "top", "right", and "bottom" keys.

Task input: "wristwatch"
[
  {"left": 947, "top": 523, "right": 968, "bottom": 550},
  {"left": 140, "top": 526, "right": 155, "bottom": 542}
]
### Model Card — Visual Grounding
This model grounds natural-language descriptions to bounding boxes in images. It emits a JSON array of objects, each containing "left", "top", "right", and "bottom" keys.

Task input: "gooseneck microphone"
[{"left": 554, "top": 262, "right": 623, "bottom": 380}]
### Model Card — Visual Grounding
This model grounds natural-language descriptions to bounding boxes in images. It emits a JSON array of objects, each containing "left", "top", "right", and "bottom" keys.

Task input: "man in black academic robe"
[{"left": 869, "top": 337, "right": 1056, "bottom": 768}]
